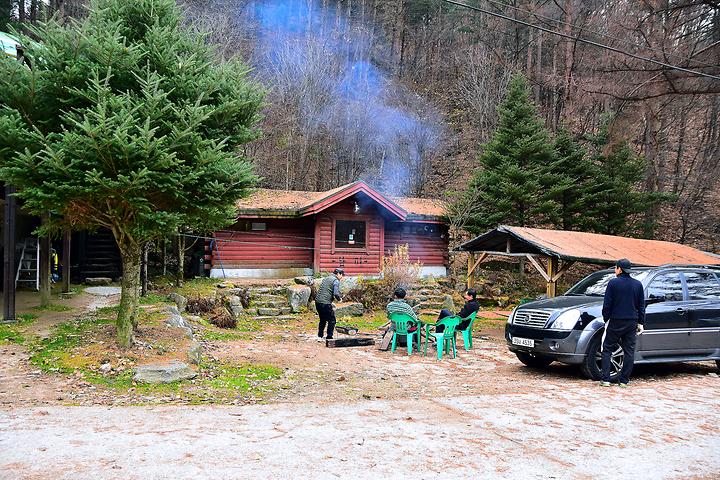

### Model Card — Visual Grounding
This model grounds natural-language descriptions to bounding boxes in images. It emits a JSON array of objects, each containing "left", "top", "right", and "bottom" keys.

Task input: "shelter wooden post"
[
  {"left": 61, "top": 230, "right": 71, "bottom": 293},
  {"left": 546, "top": 256, "right": 558, "bottom": 298},
  {"left": 3, "top": 185, "right": 17, "bottom": 322},
  {"left": 467, "top": 253, "right": 476, "bottom": 288},
  {"left": 39, "top": 214, "right": 51, "bottom": 307},
  {"left": 466, "top": 252, "right": 488, "bottom": 289}
]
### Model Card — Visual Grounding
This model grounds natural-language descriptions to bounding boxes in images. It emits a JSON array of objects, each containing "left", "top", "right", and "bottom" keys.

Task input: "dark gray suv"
[{"left": 505, "top": 265, "right": 720, "bottom": 380}]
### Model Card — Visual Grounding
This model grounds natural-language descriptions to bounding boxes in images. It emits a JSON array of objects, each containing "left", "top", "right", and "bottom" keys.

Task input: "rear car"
[{"left": 505, "top": 265, "right": 720, "bottom": 380}]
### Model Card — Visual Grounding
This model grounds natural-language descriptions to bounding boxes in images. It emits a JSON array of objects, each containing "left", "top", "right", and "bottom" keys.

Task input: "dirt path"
[
  {"left": 0, "top": 289, "right": 119, "bottom": 407},
  {"left": 2, "top": 295, "right": 720, "bottom": 478},
  {"left": 2, "top": 378, "right": 719, "bottom": 479}
]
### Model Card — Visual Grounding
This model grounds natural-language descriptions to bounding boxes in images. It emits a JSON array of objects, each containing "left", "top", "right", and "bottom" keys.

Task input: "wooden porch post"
[
  {"left": 61, "top": 230, "right": 71, "bottom": 293},
  {"left": 546, "top": 256, "right": 558, "bottom": 298},
  {"left": 467, "top": 252, "right": 476, "bottom": 289},
  {"left": 3, "top": 185, "right": 17, "bottom": 322},
  {"left": 39, "top": 213, "right": 51, "bottom": 307}
]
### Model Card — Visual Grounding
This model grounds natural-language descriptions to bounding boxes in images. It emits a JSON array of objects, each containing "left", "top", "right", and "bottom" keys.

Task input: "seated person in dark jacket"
[{"left": 435, "top": 289, "right": 480, "bottom": 333}]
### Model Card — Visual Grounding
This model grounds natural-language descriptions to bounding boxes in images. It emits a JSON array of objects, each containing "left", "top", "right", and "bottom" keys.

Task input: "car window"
[
  {"left": 647, "top": 272, "right": 684, "bottom": 301},
  {"left": 566, "top": 270, "right": 649, "bottom": 296},
  {"left": 684, "top": 271, "right": 720, "bottom": 300}
]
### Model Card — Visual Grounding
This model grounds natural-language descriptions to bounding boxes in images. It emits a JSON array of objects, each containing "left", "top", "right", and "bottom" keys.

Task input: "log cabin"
[{"left": 207, "top": 181, "right": 449, "bottom": 278}]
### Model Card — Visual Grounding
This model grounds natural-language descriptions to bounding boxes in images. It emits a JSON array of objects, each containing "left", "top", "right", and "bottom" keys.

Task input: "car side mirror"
[{"left": 646, "top": 294, "right": 664, "bottom": 304}]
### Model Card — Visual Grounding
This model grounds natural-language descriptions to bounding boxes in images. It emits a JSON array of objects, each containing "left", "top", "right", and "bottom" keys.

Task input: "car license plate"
[{"left": 512, "top": 337, "right": 534, "bottom": 348}]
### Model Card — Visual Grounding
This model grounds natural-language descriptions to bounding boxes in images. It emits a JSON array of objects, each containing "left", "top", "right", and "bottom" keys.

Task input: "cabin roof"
[{"left": 235, "top": 181, "right": 447, "bottom": 222}]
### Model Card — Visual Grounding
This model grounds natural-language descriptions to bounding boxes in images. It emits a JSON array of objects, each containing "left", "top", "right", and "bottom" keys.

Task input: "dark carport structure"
[{"left": 459, "top": 225, "right": 720, "bottom": 298}]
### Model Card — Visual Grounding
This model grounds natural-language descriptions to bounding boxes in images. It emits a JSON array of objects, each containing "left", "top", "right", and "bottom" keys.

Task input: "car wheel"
[
  {"left": 515, "top": 351, "right": 554, "bottom": 368},
  {"left": 581, "top": 335, "right": 623, "bottom": 381}
]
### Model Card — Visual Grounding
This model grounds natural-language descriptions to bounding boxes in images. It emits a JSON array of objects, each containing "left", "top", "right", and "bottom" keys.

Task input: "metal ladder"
[{"left": 15, "top": 237, "right": 39, "bottom": 290}]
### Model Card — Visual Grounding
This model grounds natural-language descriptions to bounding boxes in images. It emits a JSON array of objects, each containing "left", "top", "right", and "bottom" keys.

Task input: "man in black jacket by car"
[
  {"left": 435, "top": 289, "right": 480, "bottom": 333},
  {"left": 601, "top": 259, "right": 646, "bottom": 387}
]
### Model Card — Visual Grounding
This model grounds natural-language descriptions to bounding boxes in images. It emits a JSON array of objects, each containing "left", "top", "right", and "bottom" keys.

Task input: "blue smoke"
[{"left": 241, "top": 0, "right": 442, "bottom": 195}]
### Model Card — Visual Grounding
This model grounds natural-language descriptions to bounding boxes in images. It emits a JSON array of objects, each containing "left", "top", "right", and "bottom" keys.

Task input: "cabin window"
[
  {"left": 335, "top": 220, "right": 366, "bottom": 249},
  {"left": 251, "top": 222, "right": 267, "bottom": 231},
  {"left": 236, "top": 221, "right": 268, "bottom": 232},
  {"left": 400, "top": 223, "right": 437, "bottom": 236}
]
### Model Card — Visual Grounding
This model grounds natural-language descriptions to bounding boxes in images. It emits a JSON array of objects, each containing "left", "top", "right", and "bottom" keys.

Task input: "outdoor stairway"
[
  {"left": 79, "top": 228, "right": 122, "bottom": 281},
  {"left": 15, "top": 237, "right": 39, "bottom": 290},
  {"left": 406, "top": 285, "right": 451, "bottom": 314},
  {"left": 249, "top": 288, "right": 292, "bottom": 318}
]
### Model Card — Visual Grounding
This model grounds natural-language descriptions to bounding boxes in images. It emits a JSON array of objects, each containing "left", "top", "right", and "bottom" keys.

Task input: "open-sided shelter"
[
  {"left": 207, "top": 181, "right": 448, "bottom": 278},
  {"left": 459, "top": 225, "right": 720, "bottom": 297}
]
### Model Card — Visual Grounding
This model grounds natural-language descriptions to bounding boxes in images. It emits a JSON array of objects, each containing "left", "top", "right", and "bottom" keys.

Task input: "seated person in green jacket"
[
  {"left": 435, "top": 289, "right": 479, "bottom": 333},
  {"left": 386, "top": 287, "right": 418, "bottom": 333}
]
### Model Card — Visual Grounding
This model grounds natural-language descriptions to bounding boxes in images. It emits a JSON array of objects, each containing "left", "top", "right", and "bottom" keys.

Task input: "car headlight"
[
  {"left": 551, "top": 309, "right": 580, "bottom": 330},
  {"left": 507, "top": 307, "right": 517, "bottom": 324}
]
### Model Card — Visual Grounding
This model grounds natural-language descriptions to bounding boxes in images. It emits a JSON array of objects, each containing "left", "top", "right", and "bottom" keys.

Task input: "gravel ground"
[{"left": 2, "top": 377, "right": 719, "bottom": 479}]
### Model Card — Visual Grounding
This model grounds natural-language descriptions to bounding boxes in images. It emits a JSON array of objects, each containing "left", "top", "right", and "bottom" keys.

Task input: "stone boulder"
[
  {"left": 85, "top": 277, "right": 112, "bottom": 286},
  {"left": 224, "top": 295, "right": 244, "bottom": 319},
  {"left": 164, "top": 306, "right": 194, "bottom": 337},
  {"left": 85, "top": 286, "right": 121, "bottom": 297},
  {"left": 334, "top": 302, "right": 364, "bottom": 317},
  {"left": 293, "top": 276, "right": 314, "bottom": 286},
  {"left": 187, "top": 342, "right": 203, "bottom": 365},
  {"left": 442, "top": 294, "right": 455, "bottom": 312},
  {"left": 168, "top": 293, "right": 187, "bottom": 312},
  {"left": 133, "top": 361, "right": 197, "bottom": 384},
  {"left": 287, "top": 285, "right": 311, "bottom": 313}
]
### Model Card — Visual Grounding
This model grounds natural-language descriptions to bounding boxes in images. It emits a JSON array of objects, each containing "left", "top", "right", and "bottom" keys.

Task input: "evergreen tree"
[
  {"left": 456, "top": 73, "right": 556, "bottom": 234},
  {"left": 583, "top": 118, "right": 666, "bottom": 236},
  {"left": 0, "top": 0, "right": 264, "bottom": 347},
  {"left": 546, "top": 129, "right": 597, "bottom": 231}
]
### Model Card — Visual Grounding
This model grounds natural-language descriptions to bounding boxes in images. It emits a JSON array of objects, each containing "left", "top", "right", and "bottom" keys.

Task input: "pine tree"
[
  {"left": 456, "top": 73, "right": 556, "bottom": 234},
  {"left": 0, "top": 0, "right": 264, "bottom": 347},
  {"left": 583, "top": 118, "right": 666, "bottom": 236},
  {"left": 545, "top": 129, "right": 597, "bottom": 231}
]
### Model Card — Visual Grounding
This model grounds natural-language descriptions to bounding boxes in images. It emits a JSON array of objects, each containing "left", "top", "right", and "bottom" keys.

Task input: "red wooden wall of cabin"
[
  {"left": 384, "top": 222, "right": 449, "bottom": 266},
  {"left": 211, "top": 218, "right": 314, "bottom": 269},
  {"left": 314, "top": 199, "right": 385, "bottom": 275}
]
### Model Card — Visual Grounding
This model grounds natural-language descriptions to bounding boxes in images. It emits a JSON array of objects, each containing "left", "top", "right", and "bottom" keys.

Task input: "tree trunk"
[
  {"left": 176, "top": 234, "right": 184, "bottom": 287},
  {"left": 141, "top": 243, "right": 148, "bottom": 297},
  {"left": 116, "top": 242, "right": 141, "bottom": 348}
]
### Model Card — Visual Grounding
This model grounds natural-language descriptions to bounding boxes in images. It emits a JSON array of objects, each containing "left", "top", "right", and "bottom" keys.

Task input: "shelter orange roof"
[
  {"left": 460, "top": 225, "right": 719, "bottom": 266},
  {"left": 236, "top": 182, "right": 447, "bottom": 221}
]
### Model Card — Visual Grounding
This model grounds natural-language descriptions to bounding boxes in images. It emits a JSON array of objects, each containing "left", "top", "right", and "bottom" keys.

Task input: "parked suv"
[{"left": 505, "top": 265, "right": 720, "bottom": 380}]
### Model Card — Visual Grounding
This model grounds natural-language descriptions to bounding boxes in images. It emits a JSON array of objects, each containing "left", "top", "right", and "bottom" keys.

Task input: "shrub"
[
  {"left": 380, "top": 244, "right": 422, "bottom": 292},
  {"left": 186, "top": 297, "right": 236, "bottom": 329}
]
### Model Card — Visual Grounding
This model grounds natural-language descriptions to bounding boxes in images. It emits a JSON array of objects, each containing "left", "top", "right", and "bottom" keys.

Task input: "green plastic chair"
[
  {"left": 454, "top": 311, "right": 478, "bottom": 351},
  {"left": 425, "top": 316, "right": 460, "bottom": 360},
  {"left": 389, "top": 312, "right": 420, "bottom": 355}
]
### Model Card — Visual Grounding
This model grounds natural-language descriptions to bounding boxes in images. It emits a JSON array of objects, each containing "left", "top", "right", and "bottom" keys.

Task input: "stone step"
[
  {"left": 251, "top": 293, "right": 286, "bottom": 301},
  {"left": 248, "top": 287, "right": 286, "bottom": 296},
  {"left": 253, "top": 300, "right": 287, "bottom": 308},
  {"left": 418, "top": 302, "right": 444, "bottom": 310},
  {"left": 254, "top": 307, "right": 293, "bottom": 316},
  {"left": 253, "top": 315, "right": 297, "bottom": 322},
  {"left": 409, "top": 295, "right": 446, "bottom": 303}
]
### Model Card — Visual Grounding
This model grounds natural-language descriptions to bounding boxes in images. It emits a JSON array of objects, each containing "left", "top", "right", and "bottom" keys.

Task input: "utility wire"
[
  {"left": 482, "top": 0, "right": 718, "bottom": 70},
  {"left": 440, "top": 0, "right": 720, "bottom": 81}
]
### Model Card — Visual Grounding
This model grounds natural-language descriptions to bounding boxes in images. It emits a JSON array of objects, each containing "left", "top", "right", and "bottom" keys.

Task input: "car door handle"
[{"left": 675, "top": 308, "right": 686, "bottom": 315}]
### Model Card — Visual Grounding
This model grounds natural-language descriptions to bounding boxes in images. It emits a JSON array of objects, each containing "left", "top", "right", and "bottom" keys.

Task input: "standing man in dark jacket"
[
  {"left": 315, "top": 268, "right": 344, "bottom": 341},
  {"left": 601, "top": 259, "right": 646, "bottom": 387}
]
